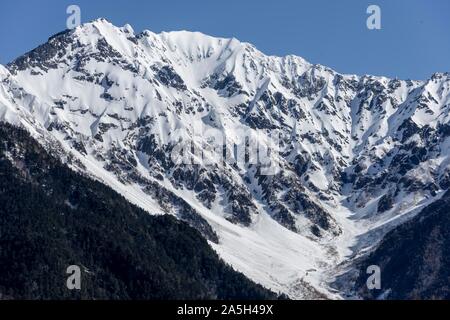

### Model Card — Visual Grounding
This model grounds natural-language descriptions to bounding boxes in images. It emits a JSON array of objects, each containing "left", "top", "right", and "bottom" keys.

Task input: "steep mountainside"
[
  {"left": 0, "top": 122, "right": 277, "bottom": 299},
  {"left": 0, "top": 19, "right": 449, "bottom": 298}
]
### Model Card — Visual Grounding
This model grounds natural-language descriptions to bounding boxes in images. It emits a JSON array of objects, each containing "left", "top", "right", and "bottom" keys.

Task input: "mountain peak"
[{"left": 86, "top": 17, "right": 114, "bottom": 26}]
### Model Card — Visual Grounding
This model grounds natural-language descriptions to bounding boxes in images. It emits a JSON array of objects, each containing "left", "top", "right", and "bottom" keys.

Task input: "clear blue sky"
[{"left": 1, "top": 0, "right": 449, "bottom": 80}]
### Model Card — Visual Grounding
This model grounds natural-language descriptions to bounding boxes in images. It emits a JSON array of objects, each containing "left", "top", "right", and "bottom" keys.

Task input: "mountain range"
[{"left": 1, "top": 18, "right": 449, "bottom": 299}]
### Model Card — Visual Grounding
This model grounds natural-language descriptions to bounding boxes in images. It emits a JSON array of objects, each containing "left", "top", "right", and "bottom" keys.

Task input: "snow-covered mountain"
[{"left": 1, "top": 18, "right": 449, "bottom": 298}]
